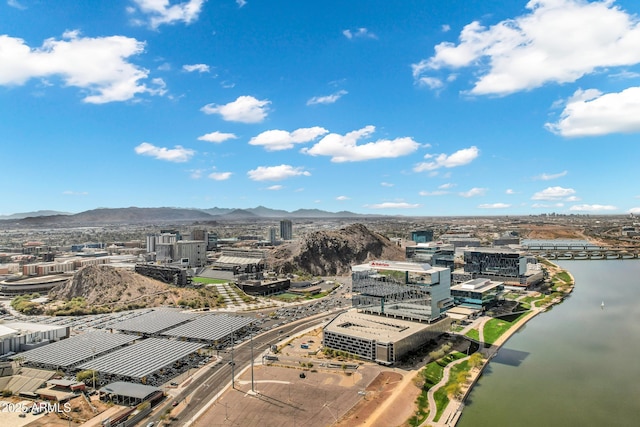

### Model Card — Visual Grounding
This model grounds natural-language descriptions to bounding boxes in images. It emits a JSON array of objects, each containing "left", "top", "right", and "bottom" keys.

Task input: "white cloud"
[
  {"left": 479, "top": 203, "right": 510, "bottom": 209},
  {"left": 505, "top": 189, "right": 517, "bottom": 195},
  {"left": 0, "top": 31, "right": 163, "bottom": 104},
  {"left": 307, "top": 90, "right": 348, "bottom": 105},
  {"left": 459, "top": 187, "right": 487, "bottom": 198},
  {"left": 365, "top": 202, "right": 420, "bottom": 209},
  {"left": 247, "top": 165, "right": 311, "bottom": 181},
  {"left": 413, "top": 0, "right": 640, "bottom": 95},
  {"left": 442, "top": 24, "right": 451, "bottom": 32},
  {"left": 439, "top": 183, "right": 455, "bottom": 189},
  {"left": 546, "top": 87, "right": 640, "bottom": 137},
  {"left": 336, "top": 195, "right": 350, "bottom": 201},
  {"left": 249, "top": 127, "right": 328, "bottom": 151},
  {"left": 531, "top": 186, "right": 576, "bottom": 201},
  {"left": 416, "top": 76, "right": 443, "bottom": 90},
  {"left": 534, "top": 170, "right": 568, "bottom": 180},
  {"left": 381, "top": 182, "right": 394, "bottom": 187},
  {"left": 629, "top": 207, "right": 640, "bottom": 214},
  {"left": 342, "top": 28, "right": 377, "bottom": 40},
  {"left": 419, "top": 190, "right": 448, "bottom": 196},
  {"left": 301, "top": 125, "right": 419, "bottom": 162},
  {"left": 267, "top": 185, "right": 283, "bottom": 191},
  {"left": 189, "top": 169, "right": 203, "bottom": 179},
  {"left": 197, "top": 131, "right": 237, "bottom": 143},
  {"left": 130, "top": 0, "right": 206, "bottom": 29},
  {"left": 134, "top": 142, "right": 194, "bottom": 162},
  {"left": 569, "top": 204, "right": 617, "bottom": 212},
  {"left": 414, "top": 146, "right": 479, "bottom": 172},
  {"left": 8, "top": 0, "right": 26, "bottom": 10},
  {"left": 208, "top": 171, "right": 232, "bottom": 181},
  {"left": 183, "top": 63, "right": 210, "bottom": 73},
  {"left": 236, "top": 0, "right": 246, "bottom": 7},
  {"left": 201, "top": 96, "right": 270, "bottom": 123}
]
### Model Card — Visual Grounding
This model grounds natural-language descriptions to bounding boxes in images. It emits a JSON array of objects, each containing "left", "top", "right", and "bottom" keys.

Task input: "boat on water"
[{"left": 601, "top": 301, "right": 605, "bottom": 309}]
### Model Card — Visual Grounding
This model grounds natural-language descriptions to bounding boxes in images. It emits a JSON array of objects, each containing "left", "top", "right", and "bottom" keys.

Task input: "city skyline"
[{"left": 2, "top": 0, "right": 640, "bottom": 216}]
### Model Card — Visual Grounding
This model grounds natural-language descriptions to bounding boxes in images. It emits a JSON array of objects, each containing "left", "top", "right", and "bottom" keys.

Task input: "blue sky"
[{"left": 2, "top": 0, "right": 640, "bottom": 216}]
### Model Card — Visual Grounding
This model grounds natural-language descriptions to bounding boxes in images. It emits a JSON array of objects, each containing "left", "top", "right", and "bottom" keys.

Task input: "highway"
[{"left": 144, "top": 309, "right": 344, "bottom": 426}]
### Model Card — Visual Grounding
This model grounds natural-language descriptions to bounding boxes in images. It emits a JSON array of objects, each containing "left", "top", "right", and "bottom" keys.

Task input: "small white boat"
[{"left": 601, "top": 301, "right": 605, "bottom": 309}]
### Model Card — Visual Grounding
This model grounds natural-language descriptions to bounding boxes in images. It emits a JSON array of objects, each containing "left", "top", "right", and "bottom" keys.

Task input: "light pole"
[
  {"left": 91, "top": 346, "right": 96, "bottom": 390},
  {"left": 230, "top": 332, "right": 235, "bottom": 389},
  {"left": 250, "top": 329, "right": 255, "bottom": 393}
]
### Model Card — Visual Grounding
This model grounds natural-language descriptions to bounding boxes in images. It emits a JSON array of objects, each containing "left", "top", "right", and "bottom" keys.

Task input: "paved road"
[{"left": 144, "top": 309, "right": 344, "bottom": 426}]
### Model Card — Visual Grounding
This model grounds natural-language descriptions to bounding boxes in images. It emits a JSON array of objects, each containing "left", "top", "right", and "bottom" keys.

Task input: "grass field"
[{"left": 192, "top": 277, "right": 229, "bottom": 284}]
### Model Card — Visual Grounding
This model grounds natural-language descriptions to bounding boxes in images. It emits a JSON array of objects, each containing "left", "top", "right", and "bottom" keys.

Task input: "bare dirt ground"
[
  {"left": 193, "top": 364, "right": 388, "bottom": 427},
  {"left": 20, "top": 395, "right": 112, "bottom": 427},
  {"left": 335, "top": 370, "right": 421, "bottom": 427}
]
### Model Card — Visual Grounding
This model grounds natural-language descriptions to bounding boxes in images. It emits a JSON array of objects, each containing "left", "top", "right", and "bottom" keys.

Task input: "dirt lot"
[{"left": 193, "top": 363, "right": 391, "bottom": 427}]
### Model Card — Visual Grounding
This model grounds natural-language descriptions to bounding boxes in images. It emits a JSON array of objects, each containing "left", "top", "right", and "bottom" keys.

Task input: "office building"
[
  {"left": 410, "top": 230, "right": 433, "bottom": 243},
  {"left": 280, "top": 219, "right": 293, "bottom": 240},
  {"left": 450, "top": 278, "right": 504, "bottom": 309},
  {"left": 351, "top": 260, "right": 454, "bottom": 323}
]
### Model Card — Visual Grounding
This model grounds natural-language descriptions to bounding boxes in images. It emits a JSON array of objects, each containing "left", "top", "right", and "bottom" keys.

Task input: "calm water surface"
[{"left": 458, "top": 260, "right": 640, "bottom": 427}]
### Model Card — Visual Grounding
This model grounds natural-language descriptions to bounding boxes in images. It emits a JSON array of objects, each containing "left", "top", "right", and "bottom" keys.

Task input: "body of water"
[{"left": 457, "top": 260, "right": 640, "bottom": 427}]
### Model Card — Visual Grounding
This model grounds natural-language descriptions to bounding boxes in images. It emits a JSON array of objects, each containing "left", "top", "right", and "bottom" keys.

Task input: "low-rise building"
[{"left": 450, "top": 278, "right": 504, "bottom": 309}]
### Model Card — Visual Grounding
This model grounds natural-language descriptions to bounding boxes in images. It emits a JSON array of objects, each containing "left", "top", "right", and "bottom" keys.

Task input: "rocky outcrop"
[
  {"left": 50, "top": 264, "right": 170, "bottom": 305},
  {"left": 268, "top": 223, "right": 405, "bottom": 276}
]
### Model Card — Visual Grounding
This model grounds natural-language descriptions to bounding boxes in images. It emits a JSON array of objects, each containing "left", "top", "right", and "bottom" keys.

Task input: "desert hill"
[
  {"left": 268, "top": 223, "right": 405, "bottom": 276},
  {"left": 47, "top": 265, "right": 221, "bottom": 313}
]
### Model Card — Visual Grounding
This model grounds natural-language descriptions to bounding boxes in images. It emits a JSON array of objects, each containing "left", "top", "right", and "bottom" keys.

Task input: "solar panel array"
[
  {"left": 107, "top": 310, "right": 197, "bottom": 334},
  {"left": 77, "top": 337, "right": 204, "bottom": 379},
  {"left": 14, "top": 331, "right": 138, "bottom": 368},
  {"left": 161, "top": 314, "right": 253, "bottom": 342}
]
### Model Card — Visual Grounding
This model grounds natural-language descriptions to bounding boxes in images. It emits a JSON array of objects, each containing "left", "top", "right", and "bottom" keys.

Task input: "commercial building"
[
  {"left": 323, "top": 311, "right": 450, "bottom": 365},
  {"left": 461, "top": 247, "right": 543, "bottom": 288},
  {"left": 463, "top": 248, "right": 526, "bottom": 277},
  {"left": 410, "top": 230, "right": 433, "bottom": 243},
  {"left": 450, "top": 278, "right": 504, "bottom": 309},
  {"left": 280, "top": 219, "right": 293, "bottom": 241},
  {"left": 351, "top": 260, "right": 454, "bottom": 323},
  {"left": 237, "top": 278, "right": 290, "bottom": 296},
  {"left": 406, "top": 242, "right": 455, "bottom": 270},
  {"left": 0, "top": 322, "right": 69, "bottom": 356}
]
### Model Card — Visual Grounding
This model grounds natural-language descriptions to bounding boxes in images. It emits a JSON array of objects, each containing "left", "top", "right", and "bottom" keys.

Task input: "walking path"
[{"left": 420, "top": 302, "right": 545, "bottom": 427}]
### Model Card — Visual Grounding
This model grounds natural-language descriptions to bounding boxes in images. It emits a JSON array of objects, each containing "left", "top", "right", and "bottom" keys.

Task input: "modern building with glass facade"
[
  {"left": 406, "top": 242, "right": 455, "bottom": 270},
  {"left": 450, "top": 278, "right": 504, "bottom": 309},
  {"left": 410, "top": 230, "right": 433, "bottom": 243},
  {"left": 351, "top": 260, "right": 454, "bottom": 323}
]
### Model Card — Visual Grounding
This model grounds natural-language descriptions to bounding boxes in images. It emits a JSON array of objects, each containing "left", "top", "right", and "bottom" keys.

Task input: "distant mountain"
[
  {"left": 214, "top": 209, "right": 260, "bottom": 220},
  {"left": 0, "top": 205, "right": 375, "bottom": 228},
  {"left": 0, "top": 210, "right": 71, "bottom": 220}
]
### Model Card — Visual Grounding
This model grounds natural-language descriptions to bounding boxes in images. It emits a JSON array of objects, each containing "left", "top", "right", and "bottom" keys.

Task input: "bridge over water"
[{"left": 524, "top": 244, "right": 640, "bottom": 260}]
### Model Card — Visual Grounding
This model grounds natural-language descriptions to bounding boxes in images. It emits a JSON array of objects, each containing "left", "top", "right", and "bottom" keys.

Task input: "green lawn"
[
  {"left": 465, "top": 328, "right": 480, "bottom": 341},
  {"left": 483, "top": 312, "right": 528, "bottom": 344},
  {"left": 192, "top": 277, "right": 228, "bottom": 284}
]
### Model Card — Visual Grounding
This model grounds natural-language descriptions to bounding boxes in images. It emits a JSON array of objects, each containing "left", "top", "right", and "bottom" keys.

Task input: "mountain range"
[{"left": 0, "top": 206, "right": 370, "bottom": 227}]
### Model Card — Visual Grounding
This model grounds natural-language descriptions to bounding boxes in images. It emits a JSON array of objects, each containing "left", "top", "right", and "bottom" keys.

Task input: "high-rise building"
[
  {"left": 280, "top": 219, "right": 293, "bottom": 240},
  {"left": 269, "top": 227, "right": 277, "bottom": 245}
]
